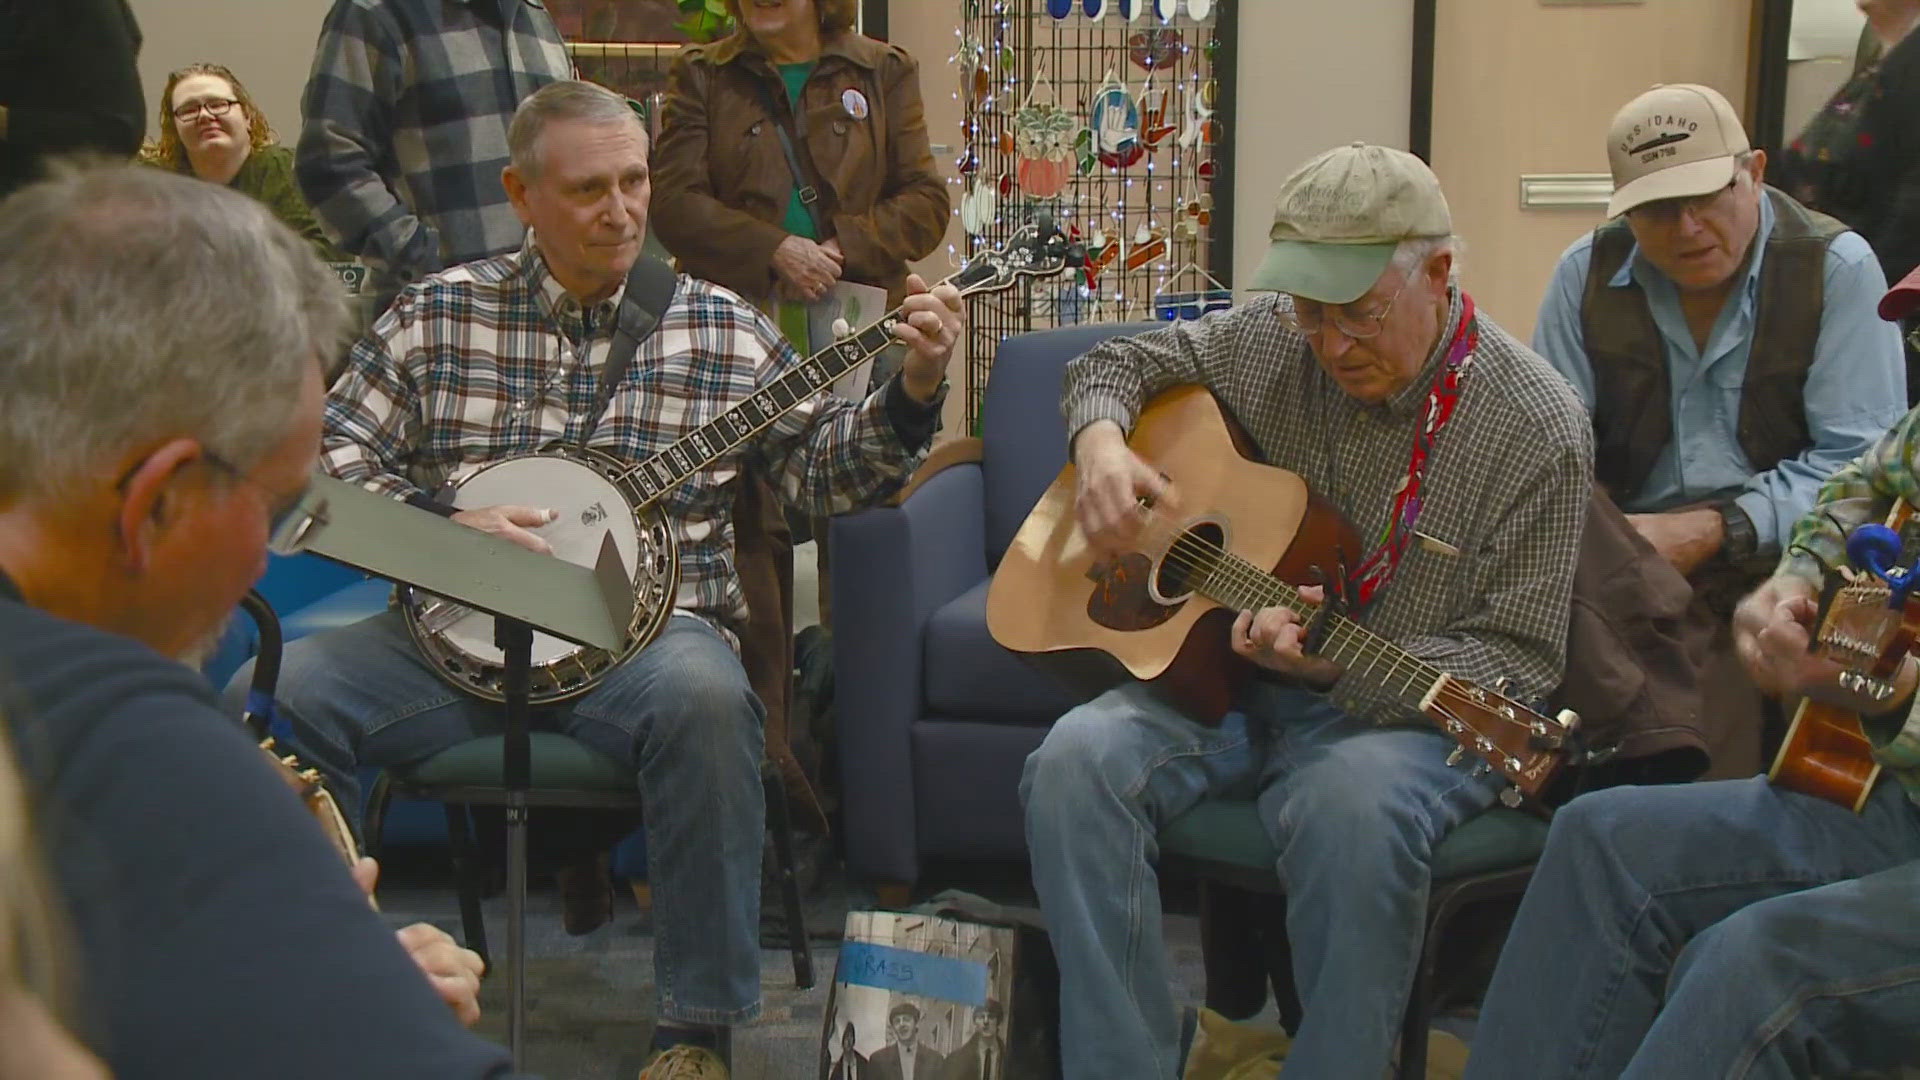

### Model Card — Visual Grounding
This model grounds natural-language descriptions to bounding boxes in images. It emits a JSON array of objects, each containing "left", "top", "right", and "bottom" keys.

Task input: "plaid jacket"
[
  {"left": 322, "top": 238, "right": 928, "bottom": 645},
  {"left": 295, "top": 0, "right": 572, "bottom": 291},
  {"left": 1062, "top": 292, "right": 1593, "bottom": 724}
]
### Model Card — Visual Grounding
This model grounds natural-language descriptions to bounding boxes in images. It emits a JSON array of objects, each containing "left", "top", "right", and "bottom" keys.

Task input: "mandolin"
[{"left": 1768, "top": 502, "right": 1920, "bottom": 812}]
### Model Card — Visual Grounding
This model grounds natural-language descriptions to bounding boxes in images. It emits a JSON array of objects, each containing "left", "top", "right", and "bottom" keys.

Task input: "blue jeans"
[
  {"left": 1466, "top": 777, "right": 1920, "bottom": 1079},
  {"left": 222, "top": 610, "right": 766, "bottom": 1025},
  {"left": 1020, "top": 680, "right": 1505, "bottom": 1080}
]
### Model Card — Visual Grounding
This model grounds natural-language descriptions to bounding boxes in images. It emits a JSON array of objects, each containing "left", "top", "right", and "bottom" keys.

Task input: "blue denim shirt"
[{"left": 1532, "top": 194, "right": 1905, "bottom": 553}]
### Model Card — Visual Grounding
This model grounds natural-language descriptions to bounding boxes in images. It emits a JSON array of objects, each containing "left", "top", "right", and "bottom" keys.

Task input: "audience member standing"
[
  {"left": 1775, "top": 0, "right": 1920, "bottom": 400},
  {"left": 296, "top": 0, "right": 573, "bottom": 308},
  {"left": 0, "top": 0, "right": 144, "bottom": 199}
]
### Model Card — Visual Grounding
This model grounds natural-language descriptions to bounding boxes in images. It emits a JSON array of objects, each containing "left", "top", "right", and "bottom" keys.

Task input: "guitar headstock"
[
  {"left": 1812, "top": 575, "right": 1920, "bottom": 699},
  {"left": 952, "top": 214, "right": 1084, "bottom": 298},
  {"left": 1426, "top": 678, "right": 1574, "bottom": 803}
]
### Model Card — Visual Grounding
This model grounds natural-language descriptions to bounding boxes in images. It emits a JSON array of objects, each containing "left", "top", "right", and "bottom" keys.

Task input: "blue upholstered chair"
[{"left": 829, "top": 322, "right": 1157, "bottom": 889}]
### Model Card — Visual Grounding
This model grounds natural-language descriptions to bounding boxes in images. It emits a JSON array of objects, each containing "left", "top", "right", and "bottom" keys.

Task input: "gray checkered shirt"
[
  {"left": 295, "top": 0, "right": 572, "bottom": 290},
  {"left": 1062, "top": 290, "right": 1594, "bottom": 723}
]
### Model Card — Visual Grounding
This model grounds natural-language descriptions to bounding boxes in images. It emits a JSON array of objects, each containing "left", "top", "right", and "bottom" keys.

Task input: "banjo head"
[{"left": 403, "top": 447, "right": 677, "bottom": 703}]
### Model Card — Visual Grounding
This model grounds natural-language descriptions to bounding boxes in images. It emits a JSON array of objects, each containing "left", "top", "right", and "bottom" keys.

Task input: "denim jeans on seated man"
[
  {"left": 221, "top": 610, "right": 767, "bottom": 1026},
  {"left": 1021, "top": 679, "right": 1506, "bottom": 1080},
  {"left": 1465, "top": 777, "right": 1920, "bottom": 1080}
]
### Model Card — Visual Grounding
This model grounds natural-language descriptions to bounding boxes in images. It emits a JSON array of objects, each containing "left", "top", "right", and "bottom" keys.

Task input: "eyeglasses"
[
  {"left": 1276, "top": 279, "right": 1408, "bottom": 340},
  {"left": 171, "top": 98, "right": 239, "bottom": 123},
  {"left": 203, "top": 452, "right": 327, "bottom": 556},
  {"left": 1626, "top": 178, "right": 1739, "bottom": 226}
]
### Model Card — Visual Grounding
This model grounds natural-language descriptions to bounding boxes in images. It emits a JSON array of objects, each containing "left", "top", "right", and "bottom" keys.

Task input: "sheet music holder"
[{"left": 287, "top": 473, "right": 634, "bottom": 1067}]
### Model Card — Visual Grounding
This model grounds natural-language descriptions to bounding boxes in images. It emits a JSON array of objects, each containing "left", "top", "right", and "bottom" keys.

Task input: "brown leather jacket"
[{"left": 650, "top": 29, "right": 950, "bottom": 305}]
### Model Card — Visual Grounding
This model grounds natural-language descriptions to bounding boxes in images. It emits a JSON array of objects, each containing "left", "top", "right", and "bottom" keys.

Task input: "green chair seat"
[
  {"left": 1160, "top": 800, "right": 1548, "bottom": 883},
  {"left": 397, "top": 733, "right": 632, "bottom": 792}
]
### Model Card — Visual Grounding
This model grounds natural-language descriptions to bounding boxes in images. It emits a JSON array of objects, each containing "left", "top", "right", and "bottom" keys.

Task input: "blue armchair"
[{"left": 831, "top": 322, "right": 1157, "bottom": 887}]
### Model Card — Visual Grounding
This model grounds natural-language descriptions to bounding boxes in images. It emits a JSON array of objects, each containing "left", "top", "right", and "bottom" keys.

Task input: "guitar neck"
[
  {"left": 1194, "top": 545, "right": 1447, "bottom": 709},
  {"left": 613, "top": 261, "right": 997, "bottom": 505}
]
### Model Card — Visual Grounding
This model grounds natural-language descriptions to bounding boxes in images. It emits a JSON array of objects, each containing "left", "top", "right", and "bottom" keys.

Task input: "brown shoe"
[{"left": 555, "top": 851, "right": 613, "bottom": 935}]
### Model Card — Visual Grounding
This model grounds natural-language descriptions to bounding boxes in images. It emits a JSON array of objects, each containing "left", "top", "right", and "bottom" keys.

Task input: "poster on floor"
[{"left": 819, "top": 910, "right": 1015, "bottom": 1080}]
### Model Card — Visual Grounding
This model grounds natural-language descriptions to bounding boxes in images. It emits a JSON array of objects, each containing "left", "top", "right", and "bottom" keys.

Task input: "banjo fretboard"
[{"left": 614, "top": 257, "right": 1002, "bottom": 507}]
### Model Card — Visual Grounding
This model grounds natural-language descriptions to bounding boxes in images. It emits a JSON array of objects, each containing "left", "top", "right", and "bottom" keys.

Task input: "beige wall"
[
  {"left": 1230, "top": 0, "right": 1413, "bottom": 293},
  {"left": 1429, "top": 0, "right": 1752, "bottom": 341},
  {"left": 130, "top": 0, "right": 335, "bottom": 144}
]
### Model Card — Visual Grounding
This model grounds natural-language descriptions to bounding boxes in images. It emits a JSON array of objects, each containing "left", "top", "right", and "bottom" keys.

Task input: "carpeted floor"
[{"left": 377, "top": 857, "right": 1217, "bottom": 1080}]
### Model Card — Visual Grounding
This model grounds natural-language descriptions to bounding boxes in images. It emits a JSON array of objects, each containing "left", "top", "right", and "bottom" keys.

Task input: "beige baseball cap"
[
  {"left": 1249, "top": 142, "right": 1453, "bottom": 304},
  {"left": 1606, "top": 83, "right": 1749, "bottom": 218}
]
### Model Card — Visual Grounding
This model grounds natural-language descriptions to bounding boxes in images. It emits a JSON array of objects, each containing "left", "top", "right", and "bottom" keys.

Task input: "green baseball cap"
[{"left": 1250, "top": 142, "right": 1454, "bottom": 304}]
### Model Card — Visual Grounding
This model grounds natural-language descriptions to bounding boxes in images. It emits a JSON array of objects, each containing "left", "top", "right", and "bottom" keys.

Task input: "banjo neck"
[{"left": 605, "top": 257, "right": 1008, "bottom": 508}]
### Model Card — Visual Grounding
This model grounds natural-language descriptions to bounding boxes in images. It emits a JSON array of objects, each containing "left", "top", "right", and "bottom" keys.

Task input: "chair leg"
[
  {"left": 363, "top": 771, "right": 393, "bottom": 862},
  {"left": 444, "top": 802, "right": 490, "bottom": 969},
  {"left": 762, "top": 768, "right": 815, "bottom": 990}
]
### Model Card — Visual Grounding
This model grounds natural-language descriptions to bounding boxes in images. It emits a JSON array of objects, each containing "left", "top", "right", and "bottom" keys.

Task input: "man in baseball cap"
[
  {"left": 1248, "top": 141, "right": 1455, "bottom": 304},
  {"left": 1026, "top": 141, "right": 1592, "bottom": 1079},
  {"left": 1465, "top": 261, "right": 1920, "bottom": 1080},
  {"left": 1531, "top": 82, "right": 1905, "bottom": 776}
]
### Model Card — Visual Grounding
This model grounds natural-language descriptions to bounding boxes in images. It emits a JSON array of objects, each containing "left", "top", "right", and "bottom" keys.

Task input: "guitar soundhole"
[
  {"left": 1153, "top": 521, "right": 1225, "bottom": 604},
  {"left": 1085, "top": 553, "right": 1182, "bottom": 631}
]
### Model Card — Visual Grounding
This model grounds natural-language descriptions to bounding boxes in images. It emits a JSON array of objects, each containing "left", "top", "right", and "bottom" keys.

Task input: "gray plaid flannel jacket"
[{"left": 295, "top": 0, "right": 572, "bottom": 289}]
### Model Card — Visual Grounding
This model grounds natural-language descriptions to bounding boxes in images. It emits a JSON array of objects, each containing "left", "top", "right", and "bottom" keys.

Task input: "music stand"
[{"left": 289, "top": 474, "right": 634, "bottom": 1066}]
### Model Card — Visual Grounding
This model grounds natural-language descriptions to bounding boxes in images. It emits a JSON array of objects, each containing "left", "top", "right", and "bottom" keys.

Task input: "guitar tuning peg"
[
  {"left": 1446, "top": 747, "right": 1465, "bottom": 768},
  {"left": 1469, "top": 762, "right": 1491, "bottom": 778},
  {"left": 831, "top": 317, "right": 854, "bottom": 341},
  {"left": 1555, "top": 708, "right": 1581, "bottom": 733},
  {"left": 1494, "top": 676, "right": 1513, "bottom": 696},
  {"left": 1499, "top": 787, "right": 1524, "bottom": 808}
]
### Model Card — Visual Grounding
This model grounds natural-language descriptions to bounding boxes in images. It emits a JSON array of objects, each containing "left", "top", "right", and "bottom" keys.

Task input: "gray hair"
[
  {"left": 1390, "top": 235, "right": 1465, "bottom": 283},
  {"left": 508, "top": 80, "right": 646, "bottom": 180},
  {"left": 0, "top": 162, "right": 350, "bottom": 502}
]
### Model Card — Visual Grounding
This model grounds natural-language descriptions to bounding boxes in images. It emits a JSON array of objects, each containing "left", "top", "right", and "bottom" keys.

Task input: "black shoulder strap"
[
  {"left": 581, "top": 255, "right": 678, "bottom": 445},
  {"left": 750, "top": 76, "right": 828, "bottom": 238}
]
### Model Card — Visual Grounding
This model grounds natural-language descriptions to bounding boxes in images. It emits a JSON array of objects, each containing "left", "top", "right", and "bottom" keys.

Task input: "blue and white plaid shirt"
[
  {"left": 295, "top": 0, "right": 572, "bottom": 290},
  {"left": 322, "top": 238, "right": 930, "bottom": 645}
]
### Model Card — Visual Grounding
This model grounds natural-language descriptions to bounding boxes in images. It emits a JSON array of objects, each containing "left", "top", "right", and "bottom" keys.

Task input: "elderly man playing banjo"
[{"left": 234, "top": 79, "right": 963, "bottom": 1076}]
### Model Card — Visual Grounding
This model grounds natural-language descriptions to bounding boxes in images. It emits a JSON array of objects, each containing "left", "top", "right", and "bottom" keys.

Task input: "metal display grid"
[{"left": 948, "top": 0, "right": 1238, "bottom": 432}]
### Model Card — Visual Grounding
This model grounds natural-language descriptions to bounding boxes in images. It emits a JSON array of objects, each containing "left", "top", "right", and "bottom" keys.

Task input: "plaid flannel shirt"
[
  {"left": 322, "top": 237, "right": 928, "bottom": 645},
  {"left": 295, "top": 0, "right": 572, "bottom": 288},
  {"left": 1777, "top": 404, "right": 1920, "bottom": 805},
  {"left": 1061, "top": 292, "right": 1593, "bottom": 724}
]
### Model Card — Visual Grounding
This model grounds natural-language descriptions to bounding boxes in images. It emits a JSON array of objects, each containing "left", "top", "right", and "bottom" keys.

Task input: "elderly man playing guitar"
[
  {"left": 1465, "top": 264, "right": 1920, "bottom": 1078},
  {"left": 1015, "top": 143, "right": 1591, "bottom": 1080},
  {"left": 232, "top": 79, "right": 963, "bottom": 1078}
]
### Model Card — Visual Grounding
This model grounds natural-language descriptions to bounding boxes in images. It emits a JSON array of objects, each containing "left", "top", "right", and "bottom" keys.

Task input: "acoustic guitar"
[
  {"left": 1768, "top": 503, "right": 1919, "bottom": 812},
  {"left": 986, "top": 385, "right": 1578, "bottom": 804}
]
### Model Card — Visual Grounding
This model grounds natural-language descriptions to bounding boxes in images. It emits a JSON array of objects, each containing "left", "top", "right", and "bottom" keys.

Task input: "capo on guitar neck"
[{"left": 1299, "top": 560, "right": 1352, "bottom": 656}]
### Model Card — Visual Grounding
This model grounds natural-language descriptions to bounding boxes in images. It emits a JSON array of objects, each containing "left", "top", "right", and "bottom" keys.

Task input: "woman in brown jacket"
[{"left": 650, "top": 0, "right": 950, "bottom": 317}]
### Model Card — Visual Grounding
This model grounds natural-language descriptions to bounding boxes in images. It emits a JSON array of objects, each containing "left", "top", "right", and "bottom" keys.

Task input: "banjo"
[{"left": 404, "top": 220, "right": 1081, "bottom": 704}]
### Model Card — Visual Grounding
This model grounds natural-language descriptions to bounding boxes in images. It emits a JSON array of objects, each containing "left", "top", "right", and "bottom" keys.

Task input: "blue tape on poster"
[{"left": 836, "top": 942, "right": 989, "bottom": 1005}]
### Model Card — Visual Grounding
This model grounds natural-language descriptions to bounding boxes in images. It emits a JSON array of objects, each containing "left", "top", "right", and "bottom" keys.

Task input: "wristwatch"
[{"left": 1716, "top": 499, "right": 1759, "bottom": 562}]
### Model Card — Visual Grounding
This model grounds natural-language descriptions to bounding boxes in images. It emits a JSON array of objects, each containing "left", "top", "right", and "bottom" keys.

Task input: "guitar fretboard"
[
  {"left": 614, "top": 260, "right": 1001, "bottom": 505},
  {"left": 1172, "top": 536, "right": 1448, "bottom": 708}
]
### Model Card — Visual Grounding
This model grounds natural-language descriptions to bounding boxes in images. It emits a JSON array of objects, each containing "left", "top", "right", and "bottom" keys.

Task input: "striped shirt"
[
  {"left": 1062, "top": 291, "right": 1594, "bottom": 723},
  {"left": 295, "top": 0, "right": 572, "bottom": 293},
  {"left": 322, "top": 237, "right": 929, "bottom": 645},
  {"left": 1777, "top": 403, "right": 1920, "bottom": 805}
]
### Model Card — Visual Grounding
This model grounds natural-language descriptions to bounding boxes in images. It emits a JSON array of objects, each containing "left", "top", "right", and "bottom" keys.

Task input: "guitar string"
[{"left": 1144, "top": 527, "right": 1545, "bottom": 735}]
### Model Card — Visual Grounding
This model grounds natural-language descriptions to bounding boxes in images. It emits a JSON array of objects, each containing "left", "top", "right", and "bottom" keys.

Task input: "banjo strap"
[{"left": 581, "top": 254, "right": 680, "bottom": 447}]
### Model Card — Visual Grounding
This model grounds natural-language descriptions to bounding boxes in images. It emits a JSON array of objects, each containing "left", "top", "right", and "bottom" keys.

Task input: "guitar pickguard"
[{"left": 1084, "top": 553, "right": 1183, "bottom": 631}]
